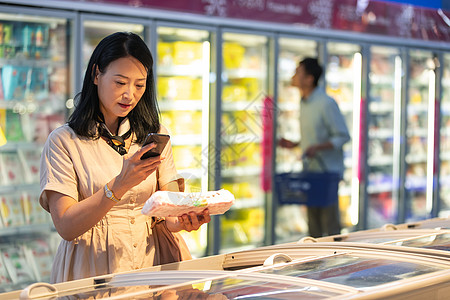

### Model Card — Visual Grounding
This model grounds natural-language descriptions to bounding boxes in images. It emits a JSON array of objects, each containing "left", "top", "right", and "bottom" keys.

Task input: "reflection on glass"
[
  {"left": 156, "top": 26, "right": 211, "bottom": 258},
  {"left": 440, "top": 54, "right": 450, "bottom": 217},
  {"left": 275, "top": 37, "right": 317, "bottom": 243},
  {"left": 220, "top": 32, "right": 268, "bottom": 251},
  {"left": 260, "top": 255, "right": 444, "bottom": 289},
  {"left": 405, "top": 50, "right": 435, "bottom": 222},
  {"left": 325, "top": 42, "right": 361, "bottom": 230},
  {"left": 367, "top": 46, "right": 401, "bottom": 228}
]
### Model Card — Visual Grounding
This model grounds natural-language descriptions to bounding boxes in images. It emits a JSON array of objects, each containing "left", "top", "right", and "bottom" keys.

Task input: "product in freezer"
[
  {"left": 1, "top": 66, "right": 31, "bottom": 101},
  {"left": 142, "top": 189, "right": 235, "bottom": 218}
]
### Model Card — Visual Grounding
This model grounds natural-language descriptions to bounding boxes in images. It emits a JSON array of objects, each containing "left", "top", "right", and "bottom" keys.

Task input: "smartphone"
[{"left": 141, "top": 133, "right": 170, "bottom": 160}]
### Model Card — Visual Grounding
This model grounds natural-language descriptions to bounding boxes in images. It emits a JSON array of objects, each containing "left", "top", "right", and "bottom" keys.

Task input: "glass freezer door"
[
  {"left": 82, "top": 20, "right": 145, "bottom": 72},
  {"left": 275, "top": 37, "right": 318, "bottom": 243},
  {"left": 156, "top": 26, "right": 212, "bottom": 257},
  {"left": 440, "top": 53, "right": 450, "bottom": 218},
  {"left": 220, "top": 32, "right": 268, "bottom": 252},
  {"left": 405, "top": 50, "right": 436, "bottom": 222},
  {"left": 367, "top": 46, "right": 402, "bottom": 228},
  {"left": 325, "top": 42, "right": 362, "bottom": 231},
  {"left": 0, "top": 11, "right": 71, "bottom": 290}
]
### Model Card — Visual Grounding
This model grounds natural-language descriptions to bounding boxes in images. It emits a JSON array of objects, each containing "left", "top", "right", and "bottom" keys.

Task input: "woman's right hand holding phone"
[{"left": 111, "top": 142, "right": 164, "bottom": 199}]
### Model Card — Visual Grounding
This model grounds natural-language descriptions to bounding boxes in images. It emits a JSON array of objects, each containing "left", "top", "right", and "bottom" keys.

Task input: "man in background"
[{"left": 279, "top": 58, "right": 350, "bottom": 237}]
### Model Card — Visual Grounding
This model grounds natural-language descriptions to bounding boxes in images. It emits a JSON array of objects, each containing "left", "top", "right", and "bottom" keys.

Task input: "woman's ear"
[{"left": 93, "top": 66, "right": 100, "bottom": 85}]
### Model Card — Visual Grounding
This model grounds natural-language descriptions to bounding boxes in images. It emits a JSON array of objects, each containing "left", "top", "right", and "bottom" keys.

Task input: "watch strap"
[{"left": 104, "top": 184, "right": 120, "bottom": 203}]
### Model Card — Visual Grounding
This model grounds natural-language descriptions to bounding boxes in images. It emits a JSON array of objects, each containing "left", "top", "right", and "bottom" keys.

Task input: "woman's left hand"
[{"left": 166, "top": 209, "right": 211, "bottom": 232}]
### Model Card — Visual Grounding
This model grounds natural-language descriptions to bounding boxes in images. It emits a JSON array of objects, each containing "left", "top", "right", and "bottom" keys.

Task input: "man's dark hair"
[
  {"left": 299, "top": 58, "right": 323, "bottom": 87},
  {"left": 68, "top": 31, "right": 160, "bottom": 144}
]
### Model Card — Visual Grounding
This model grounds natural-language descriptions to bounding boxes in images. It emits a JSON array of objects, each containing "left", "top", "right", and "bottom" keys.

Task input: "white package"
[{"left": 142, "top": 189, "right": 235, "bottom": 218}]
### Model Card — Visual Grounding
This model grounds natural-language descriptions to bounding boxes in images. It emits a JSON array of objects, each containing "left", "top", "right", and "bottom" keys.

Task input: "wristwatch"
[{"left": 104, "top": 184, "right": 120, "bottom": 203}]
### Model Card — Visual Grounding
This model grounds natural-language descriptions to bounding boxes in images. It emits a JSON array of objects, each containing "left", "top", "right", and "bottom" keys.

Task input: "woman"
[{"left": 39, "top": 32, "right": 210, "bottom": 283}]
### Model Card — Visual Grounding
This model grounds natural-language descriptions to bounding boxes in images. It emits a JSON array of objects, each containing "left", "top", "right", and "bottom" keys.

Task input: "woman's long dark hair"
[{"left": 68, "top": 32, "right": 160, "bottom": 144}]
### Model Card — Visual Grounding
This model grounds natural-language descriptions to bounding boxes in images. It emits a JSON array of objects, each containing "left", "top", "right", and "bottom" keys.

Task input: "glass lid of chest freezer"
[
  {"left": 314, "top": 229, "right": 450, "bottom": 244},
  {"left": 257, "top": 253, "right": 446, "bottom": 289},
  {"left": 384, "top": 232, "right": 450, "bottom": 251},
  {"left": 21, "top": 270, "right": 354, "bottom": 300}
]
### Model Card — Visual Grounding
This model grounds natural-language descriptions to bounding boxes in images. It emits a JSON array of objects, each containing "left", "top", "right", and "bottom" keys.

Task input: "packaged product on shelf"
[
  {"left": 0, "top": 193, "right": 25, "bottom": 227},
  {"left": 157, "top": 42, "right": 173, "bottom": 66},
  {"left": 171, "top": 111, "right": 202, "bottom": 135},
  {"left": 17, "top": 149, "right": 41, "bottom": 184},
  {"left": 157, "top": 76, "right": 201, "bottom": 101},
  {"left": 21, "top": 192, "right": 48, "bottom": 225},
  {"left": 0, "top": 250, "right": 13, "bottom": 292},
  {"left": 223, "top": 42, "right": 245, "bottom": 69},
  {"left": 172, "top": 145, "right": 202, "bottom": 170},
  {"left": 230, "top": 78, "right": 260, "bottom": 101},
  {"left": 1, "top": 245, "right": 36, "bottom": 285},
  {"left": 23, "top": 239, "right": 53, "bottom": 281},
  {"left": 172, "top": 41, "right": 203, "bottom": 65},
  {"left": 0, "top": 151, "right": 26, "bottom": 185},
  {"left": 30, "top": 67, "right": 49, "bottom": 101},
  {"left": 1, "top": 66, "right": 31, "bottom": 101},
  {"left": 222, "top": 85, "right": 247, "bottom": 102}
]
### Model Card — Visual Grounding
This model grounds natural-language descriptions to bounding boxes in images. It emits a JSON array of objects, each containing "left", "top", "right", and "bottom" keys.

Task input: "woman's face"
[{"left": 95, "top": 56, "right": 147, "bottom": 128}]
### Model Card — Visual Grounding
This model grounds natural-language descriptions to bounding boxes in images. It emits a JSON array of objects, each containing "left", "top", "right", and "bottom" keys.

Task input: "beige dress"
[{"left": 39, "top": 120, "right": 183, "bottom": 283}]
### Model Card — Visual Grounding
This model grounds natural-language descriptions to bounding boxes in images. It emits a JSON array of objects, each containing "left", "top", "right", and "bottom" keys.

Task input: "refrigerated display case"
[
  {"left": 405, "top": 49, "right": 436, "bottom": 222},
  {"left": 156, "top": 25, "right": 213, "bottom": 258},
  {"left": 219, "top": 32, "right": 268, "bottom": 252},
  {"left": 274, "top": 37, "right": 318, "bottom": 243},
  {"left": 366, "top": 46, "right": 403, "bottom": 228},
  {"left": 440, "top": 53, "right": 450, "bottom": 217},
  {"left": 325, "top": 42, "right": 362, "bottom": 231},
  {"left": 0, "top": 7, "right": 73, "bottom": 291}
]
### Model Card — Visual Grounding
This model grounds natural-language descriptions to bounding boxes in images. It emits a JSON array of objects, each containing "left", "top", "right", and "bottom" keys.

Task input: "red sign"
[{"left": 69, "top": 0, "right": 450, "bottom": 42}]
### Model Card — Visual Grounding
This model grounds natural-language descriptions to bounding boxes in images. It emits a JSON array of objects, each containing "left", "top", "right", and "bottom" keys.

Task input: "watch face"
[{"left": 106, "top": 190, "right": 113, "bottom": 198}]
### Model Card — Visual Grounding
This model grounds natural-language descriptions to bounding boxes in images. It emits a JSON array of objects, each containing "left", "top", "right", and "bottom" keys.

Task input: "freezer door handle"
[
  {"left": 19, "top": 282, "right": 58, "bottom": 300},
  {"left": 263, "top": 253, "right": 293, "bottom": 267}
]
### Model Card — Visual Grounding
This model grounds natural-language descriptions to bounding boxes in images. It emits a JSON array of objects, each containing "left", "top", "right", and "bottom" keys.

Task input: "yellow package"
[
  {"left": 223, "top": 42, "right": 245, "bottom": 69},
  {"left": 172, "top": 145, "right": 202, "bottom": 169},
  {"left": 231, "top": 78, "right": 260, "bottom": 101},
  {"left": 157, "top": 42, "right": 173, "bottom": 66},
  {"left": 171, "top": 111, "right": 202, "bottom": 135},
  {"left": 173, "top": 41, "right": 203, "bottom": 65},
  {"left": 222, "top": 85, "right": 247, "bottom": 102}
]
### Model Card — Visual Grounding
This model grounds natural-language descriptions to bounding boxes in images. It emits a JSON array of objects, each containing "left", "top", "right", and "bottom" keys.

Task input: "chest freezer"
[{"left": 3, "top": 241, "right": 450, "bottom": 300}]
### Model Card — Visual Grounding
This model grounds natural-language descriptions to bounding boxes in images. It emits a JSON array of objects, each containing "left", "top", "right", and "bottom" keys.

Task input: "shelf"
[
  {"left": 0, "top": 142, "right": 43, "bottom": 152},
  {"left": 405, "top": 153, "right": 427, "bottom": 164},
  {"left": 369, "top": 102, "right": 394, "bottom": 113},
  {"left": 222, "top": 133, "right": 262, "bottom": 145},
  {"left": 222, "top": 101, "right": 262, "bottom": 111},
  {"left": 368, "top": 128, "right": 393, "bottom": 139},
  {"left": 171, "top": 134, "right": 203, "bottom": 146},
  {"left": 367, "top": 181, "right": 394, "bottom": 194},
  {"left": 0, "top": 58, "right": 66, "bottom": 68},
  {"left": 405, "top": 175, "right": 427, "bottom": 190},
  {"left": 407, "top": 103, "right": 428, "bottom": 113},
  {"left": 440, "top": 151, "right": 450, "bottom": 162},
  {"left": 0, "top": 183, "right": 39, "bottom": 194},
  {"left": 157, "top": 65, "right": 204, "bottom": 77},
  {"left": 0, "top": 223, "right": 54, "bottom": 238},
  {"left": 224, "top": 69, "right": 264, "bottom": 79},
  {"left": 368, "top": 155, "right": 393, "bottom": 166},
  {"left": 406, "top": 128, "right": 428, "bottom": 137},
  {"left": 231, "top": 198, "right": 264, "bottom": 210},
  {"left": 158, "top": 100, "right": 204, "bottom": 111},
  {"left": 277, "top": 102, "right": 299, "bottom": 111},
  {"left": 221, "top": 165, "right": 261, "bottom": 177}
]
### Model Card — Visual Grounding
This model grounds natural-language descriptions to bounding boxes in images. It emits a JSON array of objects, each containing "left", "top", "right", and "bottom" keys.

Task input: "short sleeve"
[
  {"left": 39, "top": 126, "right": 79, "bottom": 212},
  {"left": 157, "top": 125, "right": 184, "bottom": 192}
]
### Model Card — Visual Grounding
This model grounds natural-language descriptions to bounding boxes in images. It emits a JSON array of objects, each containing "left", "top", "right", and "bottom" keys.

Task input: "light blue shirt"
[{"left": 300, "top": 87, "right": 350, "bottom": 175}]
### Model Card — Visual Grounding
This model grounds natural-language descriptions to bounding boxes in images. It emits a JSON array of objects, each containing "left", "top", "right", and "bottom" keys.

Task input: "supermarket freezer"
[{"left": 4, "top": 235, "right": 450, "bottom": 299}]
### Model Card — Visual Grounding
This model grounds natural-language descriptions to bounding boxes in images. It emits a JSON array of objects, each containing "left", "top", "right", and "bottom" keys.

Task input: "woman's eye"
[
  {"left": 136, "top": 84, "right": 145, "bottom": 88},
  {"left": 116, "top": 81, "right": 126, "bottom": 86}
]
